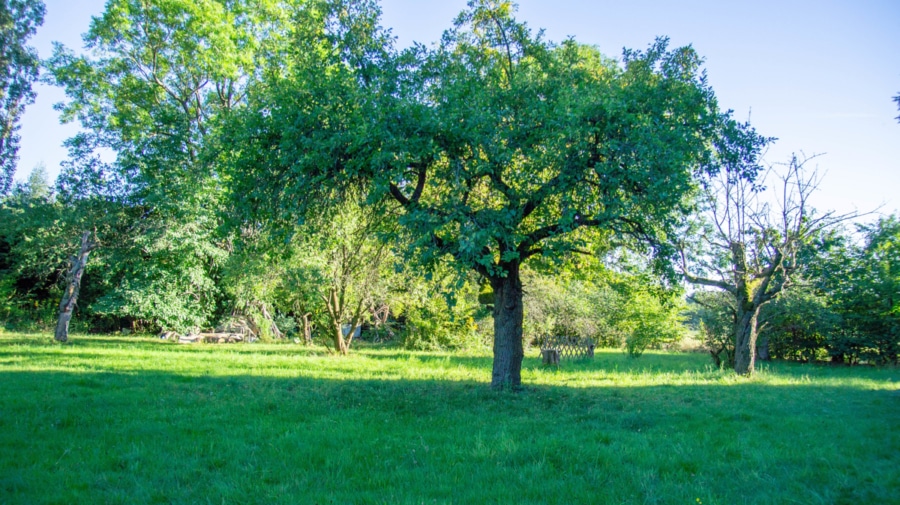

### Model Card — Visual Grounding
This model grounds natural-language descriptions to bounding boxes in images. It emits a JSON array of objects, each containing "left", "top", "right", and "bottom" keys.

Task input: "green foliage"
[
  {"left": 760, "top": 287, "right": 840, "bottom": 362},
  {"left": 0, "top": 275, "right": 57, "bottom": 329},
  {"left": 39, "top": 0, "right": 290, "bottom": 334},
  {"left": 396, "top": 268, "right": 485, "bottom": 351},
  {"left": 0, "top": 0, "right": 44, "bottom": 194},
  {"left": 523, "top": 255, "right": 687, "bottom": 356},
  {"left": 0, "top": 178, "right": 77, "bottom": 330},
  {"left": 742, "top": 216, "right": 900, "bottom": 366},
  {"left": 823, "top": 216, "right": 900, "bottom": 364},
  {"left": 687, "top": 290, "right": 735, "bottom": 368},
  {"left": 623, "top": 289, "right": 686, "bottom": 358},
  {"left": 377, "top": 15, "right": 725, "bottom": 278},
  {"left": 0, "top": 160, "right": 225, "bottom": 334},
  {"left": 220, "top": 0, "right": 391, "bottom": 230},
  {"left": 522, "top": 269, "right": 625, "bottom": 348},
  {"left": 89, "top": 217, "right": 228, "bottom": 332}
]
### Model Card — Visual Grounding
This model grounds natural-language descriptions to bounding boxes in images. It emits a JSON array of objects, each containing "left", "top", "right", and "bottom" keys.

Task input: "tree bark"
[
  {"left": 731, "top": 241, "right": 760, "bottom": 375},
  {"left": 490, "top": 262, "right": 524, "bottom": 390},
  {"left": 301, "top": 313, "right": 313, "bottom": 345},
  {"left": 733, "top": 304, "right": 760, "bottom": 375},
  {"left": 54, "top": 231, "right": 95, "bottom": 343},
  {"left": 332, "top": 321, "right": 349, "bottom": 355}
]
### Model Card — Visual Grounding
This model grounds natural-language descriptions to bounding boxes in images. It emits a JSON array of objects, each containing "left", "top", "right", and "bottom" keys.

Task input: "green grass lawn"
[{"left": 0, "top": 335, "right": 897, "bottom": 504}]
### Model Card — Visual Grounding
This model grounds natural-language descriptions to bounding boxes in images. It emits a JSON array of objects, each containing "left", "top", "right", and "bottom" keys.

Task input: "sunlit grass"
[{"left": 0, "top": 334, "right": 897, "bottom": 504}]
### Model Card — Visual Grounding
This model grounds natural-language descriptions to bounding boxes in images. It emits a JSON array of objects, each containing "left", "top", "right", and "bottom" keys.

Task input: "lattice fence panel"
[{"left": 540, "top": 335, "right": 595, "bottom": 359}]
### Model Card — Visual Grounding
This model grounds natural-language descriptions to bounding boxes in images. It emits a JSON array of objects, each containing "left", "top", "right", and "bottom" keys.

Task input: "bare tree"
[
  {"left": 894, "top": 92, "right": 899, "bottom": 122},
  {"left": 681, "top": 154, "right": 856, "bottom": 374}
]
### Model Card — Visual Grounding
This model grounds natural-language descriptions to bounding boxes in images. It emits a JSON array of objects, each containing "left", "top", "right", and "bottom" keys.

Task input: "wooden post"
[{"left": 541, "top": 349, "right": 560, "bottom": 366}]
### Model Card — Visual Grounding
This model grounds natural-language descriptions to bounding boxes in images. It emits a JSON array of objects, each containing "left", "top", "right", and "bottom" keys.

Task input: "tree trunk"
[
  {"left": 301, "top": 313, "right": 313, "bottom": 345},
  {"left": 55, "top": 231, "right": 95, "bottom": 343},
  {"left": 490, "top": 263, "right": 524, "bottom": 390},
  {"left": 731, "top": 241, "right": 760, "bottom": 375},
  {"left": 332, "top": 322, "right": 349, "bottom": 355},
  {"left": 733, "top": 305, "right": 760, "bottom": 375}
]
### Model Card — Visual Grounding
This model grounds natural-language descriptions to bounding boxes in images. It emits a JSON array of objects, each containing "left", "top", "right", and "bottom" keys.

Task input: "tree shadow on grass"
[{"left": 0, "top": 366, "right": 897, "bottom": 505}]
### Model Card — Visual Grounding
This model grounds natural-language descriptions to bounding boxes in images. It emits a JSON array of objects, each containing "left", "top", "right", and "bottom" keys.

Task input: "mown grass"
[{"left": 0, "top": 335, "right": 897, "bottom": 504}]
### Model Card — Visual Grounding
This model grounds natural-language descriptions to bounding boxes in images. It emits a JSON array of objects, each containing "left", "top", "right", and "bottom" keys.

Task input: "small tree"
[
  {"left": 272, "top": 195, "right": 397, "bottom": 354},
  {"left": 686, "top": 290, "right": 735, "bottom": 368},
  {"left": 682, "top": 153, "right": 856, "bottom": 374}
]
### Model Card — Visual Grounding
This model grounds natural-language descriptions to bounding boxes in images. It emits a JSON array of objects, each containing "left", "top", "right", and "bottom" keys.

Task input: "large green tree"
[
  {"left": 0, "top": 0, "right": 44, "bottom": 195},
  {"left": 228, "top": 0, "right": 736, "bottom": 388},
  {"left": 45, "top": 0, "right": 289, "bottom": 338},
  {"left": 815, "top": 216, "right": 900, "bottom": 364}
]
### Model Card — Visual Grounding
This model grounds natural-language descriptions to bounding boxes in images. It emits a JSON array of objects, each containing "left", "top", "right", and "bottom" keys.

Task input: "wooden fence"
[{"left": 540, "top": 335, "right": 595, "bottom": 364}]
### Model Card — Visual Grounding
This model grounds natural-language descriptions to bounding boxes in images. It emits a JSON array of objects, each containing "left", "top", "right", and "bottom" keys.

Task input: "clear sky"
[{"left": 16, "top": 0, "right": 900, "bottom": 218}]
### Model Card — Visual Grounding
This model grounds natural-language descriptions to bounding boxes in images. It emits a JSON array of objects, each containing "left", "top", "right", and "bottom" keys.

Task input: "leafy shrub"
[
  {"left": 687, "top": 291, "right": 735, "bottom": 368},
  {"left": 760, "top": 288, "right": 839, "bottom": 362},
  {"left": 397, "top": 271, "right": 486, "bottom": 351},
  {"left": 522, "top": 271, "right": 625, "bottom": 348},
  {"left": 273, "top": 312, "right": 298, "bottom": 338},
  {"left": 623, "top": 290, "right": 686, "bottom": 358}
]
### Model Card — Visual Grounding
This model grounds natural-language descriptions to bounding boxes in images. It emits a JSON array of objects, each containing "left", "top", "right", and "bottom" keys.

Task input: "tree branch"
[{"left": 388, "top": 162, "right": 428, "bottom": 207}]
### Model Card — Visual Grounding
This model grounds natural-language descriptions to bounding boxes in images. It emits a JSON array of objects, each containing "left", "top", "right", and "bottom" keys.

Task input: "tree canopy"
[
  {"left": 0, "top": 0, "right": 44, "bottom": 194},
  {"left": 224, "top": 0, "right": 748, "bottom": 387}
]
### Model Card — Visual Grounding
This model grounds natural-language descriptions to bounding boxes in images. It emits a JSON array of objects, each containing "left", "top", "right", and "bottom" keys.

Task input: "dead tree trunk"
[
  {"left": 732, "top": 242, "right": 761, "bottom": 375},
  {"left": 55, "top": 231, "right": 96, "bottom": 343}
]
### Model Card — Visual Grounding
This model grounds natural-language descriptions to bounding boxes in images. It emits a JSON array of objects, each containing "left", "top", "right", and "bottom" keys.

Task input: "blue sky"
[{"left": 16, "top": 0, "right": 900, "bottom": 218}]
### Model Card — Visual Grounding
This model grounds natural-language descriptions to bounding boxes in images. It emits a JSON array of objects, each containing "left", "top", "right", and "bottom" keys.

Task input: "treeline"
[
  {"left": 4, "top": 166, "right": 896, "bottom": 365},
  {"left": 692, "top": 216, "right": 900, "bottom": 366},
  {"left": 0, "top": 168, "right": 687, "bottom": 353}
]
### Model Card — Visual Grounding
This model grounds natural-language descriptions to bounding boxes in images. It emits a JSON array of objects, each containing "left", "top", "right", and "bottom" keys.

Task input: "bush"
[
  {"left": 397, "top": 272, "right": 487, "bottom": 351},
  {"left": 623, "top": 290, "right": 687, "bottom": 358},
  {"left": 522, "top": 271, "right": 625, "bottom": 348},
  {"left": 687, "top": 291, "right": 735, "bottom": 368},
  {"left": 761, "top": 288, "right": 839, "bottom": 362}
]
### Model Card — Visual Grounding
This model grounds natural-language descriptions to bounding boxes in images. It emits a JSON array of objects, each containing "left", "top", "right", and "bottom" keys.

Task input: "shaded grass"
[{"left": 0, "top": 335, "right": 897, "bottom": 504}]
